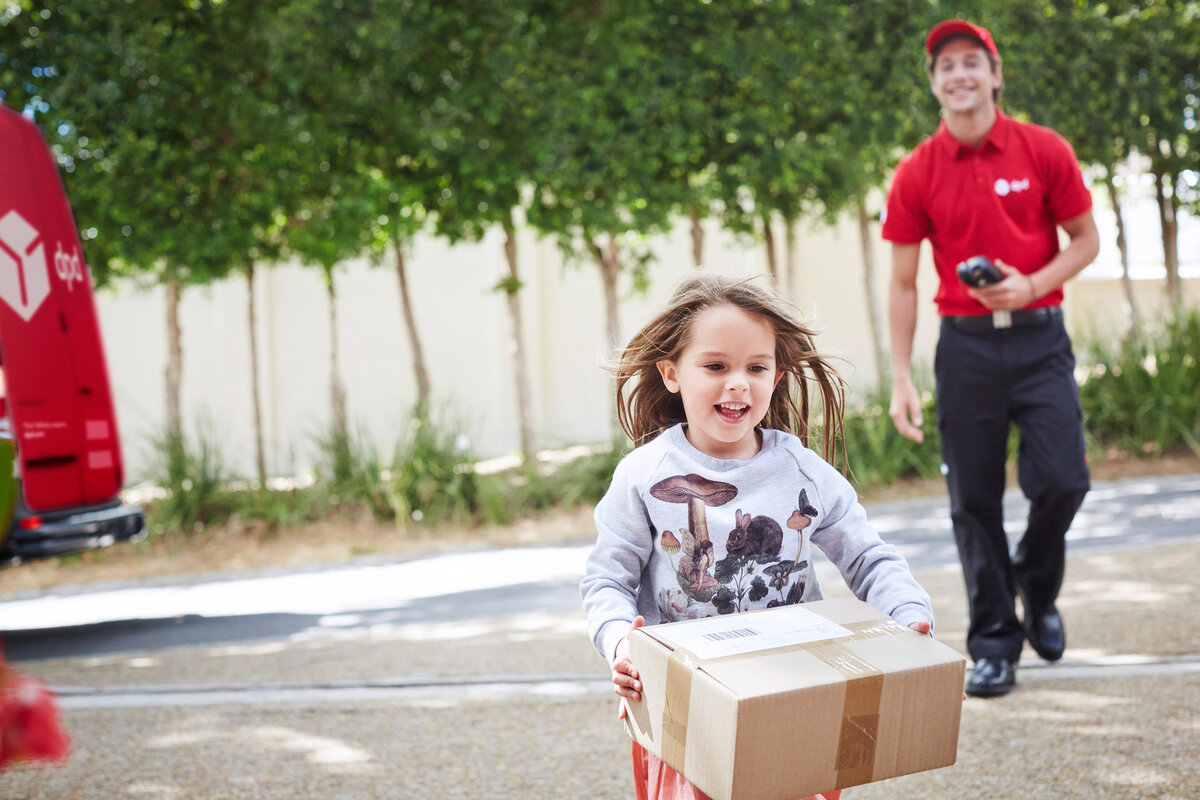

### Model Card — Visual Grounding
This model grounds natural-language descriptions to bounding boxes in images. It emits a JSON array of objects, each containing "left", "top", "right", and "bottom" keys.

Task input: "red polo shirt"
[{"left": 881, "top": 110, "right": 1093, "bottom": 316}]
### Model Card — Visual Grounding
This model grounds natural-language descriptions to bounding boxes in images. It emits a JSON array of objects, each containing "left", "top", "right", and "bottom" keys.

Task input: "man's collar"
[{"left": 935, "top": 109, "right": 1010, "bottom": 159}]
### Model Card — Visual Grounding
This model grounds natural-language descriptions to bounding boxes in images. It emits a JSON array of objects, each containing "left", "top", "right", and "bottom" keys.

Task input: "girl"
[{"left": 580, "top": 272, "right": 934, "bottom": 800}]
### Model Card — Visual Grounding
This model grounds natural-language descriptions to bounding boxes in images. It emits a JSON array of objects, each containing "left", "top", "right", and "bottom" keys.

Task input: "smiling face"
[
  {"left": 929, "top": 37, "right": 1002, "bottom": 117},
  {"left": 656, "top": 303, "right": 783, "bottom": 461}
]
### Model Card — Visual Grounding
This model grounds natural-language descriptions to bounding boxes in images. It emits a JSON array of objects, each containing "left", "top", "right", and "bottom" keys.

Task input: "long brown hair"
[{"left": 610, "top": 272, "right": 847, "bottom": 464}]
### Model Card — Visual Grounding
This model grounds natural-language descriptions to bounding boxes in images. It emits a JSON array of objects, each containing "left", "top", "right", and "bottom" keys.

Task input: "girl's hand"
[
  {"left": 907, "top": 619, "right": 957, "bottom": 697},
  {"left": 613, "top": 616, "right": 645, "bottom": 719},
  {"left": 908, "top": 619, "right": 932, "bottom": 637}
]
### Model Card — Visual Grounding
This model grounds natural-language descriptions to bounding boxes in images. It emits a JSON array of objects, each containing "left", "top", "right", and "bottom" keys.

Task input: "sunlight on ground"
[
  {"left": 127, "top": 782, "right": 183, "bottom": 798},
  {"left": 145, "top": 727, "right": 222, "bottom": 748},
  {"left": 126, "top": 656, "right": 161, "bottom": 668},
  {"left": 1018, "top": 688, "right": 1134, "bottom": 709},
  {"left": 1054, "top": 650, "right": 1179, "bottom": 665},
  {"left": 1060, "top": 578, "right": 1183, "bottom": 606},
  {"left": 0, "top": 545, "right": 591, "bottom": 630},
  {"left": 970, "top": 707, "right": 1097, "bottom": 724},
  {"left": 248, "top": 725, "right": 375, "bottom": 767},
  {"left": 1096, "top": 765, "right": 1170, "bottom": 788},
  {"left": 1067, "top": 724, "right": 1143, "bottom": 737},
  {"left": 145, "top": 720, "right": 378, "bottom": 772},
  {"left": 203, "top": 640, "right": 292, "bottom": 657},
  {"left": 966, "top": 687, "right": 1133, "bottom": 724}
]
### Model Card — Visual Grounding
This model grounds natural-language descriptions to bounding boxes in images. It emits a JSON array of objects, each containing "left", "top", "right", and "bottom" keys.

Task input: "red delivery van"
[{"left": 0, "top": 104, "right": 145, "bottom": 565}]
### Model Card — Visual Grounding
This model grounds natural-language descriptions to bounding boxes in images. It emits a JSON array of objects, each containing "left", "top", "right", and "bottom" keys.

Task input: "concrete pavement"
[{"left": 1, "top": 474, "right": 1198, "bottom": 798}]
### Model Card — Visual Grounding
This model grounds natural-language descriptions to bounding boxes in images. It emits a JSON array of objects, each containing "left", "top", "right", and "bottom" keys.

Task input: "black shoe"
[
  {"left": 1023, "top": 602, "right": 1066, "bottom": 662},
  {"left": 965, "top": 657, "right": 1016, "bottom": 698}
]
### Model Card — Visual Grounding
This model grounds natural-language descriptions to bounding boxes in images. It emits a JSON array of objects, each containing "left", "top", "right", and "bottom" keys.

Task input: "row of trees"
[{"left": 2, "top": 0, "right": 1197, "bottom": 478}]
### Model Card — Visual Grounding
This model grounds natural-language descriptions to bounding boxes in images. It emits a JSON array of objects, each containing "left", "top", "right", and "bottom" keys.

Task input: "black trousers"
[{"left": 936, "top": 315, "right": 1090, "bottom": 662}]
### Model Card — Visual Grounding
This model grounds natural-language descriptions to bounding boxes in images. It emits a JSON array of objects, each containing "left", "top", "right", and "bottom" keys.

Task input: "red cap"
[{"left": 925, "top": 20, "right": 999, "bottom": 59}]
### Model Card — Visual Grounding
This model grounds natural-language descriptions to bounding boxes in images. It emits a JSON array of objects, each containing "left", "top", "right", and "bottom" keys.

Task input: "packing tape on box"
[
  {"left": 818, "top": 645, "right": 884, "bottom": 787},
  {"left": 656, "top": 618, "right": 897, "bottom": 782},
  {"left": 662, "top": 650, "right": 695, "bottom": 770}
]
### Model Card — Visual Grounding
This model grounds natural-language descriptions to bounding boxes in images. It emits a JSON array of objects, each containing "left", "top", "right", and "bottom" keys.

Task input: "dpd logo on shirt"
[{"left": 994, "top": 178, "right": 1031, "bottom": 197}]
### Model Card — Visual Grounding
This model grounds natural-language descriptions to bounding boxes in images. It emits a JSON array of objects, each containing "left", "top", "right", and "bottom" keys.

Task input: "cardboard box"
[{"left": 624, "top": 597, "right": 966, "bottom": 800}]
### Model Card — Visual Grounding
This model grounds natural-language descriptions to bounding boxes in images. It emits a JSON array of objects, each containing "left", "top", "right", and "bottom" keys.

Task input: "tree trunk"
[
  {"left": 1153, "top": 168, "right": 1181, "bottom": 310},
  {"left": 857, "top": 201, "right": 889, "bottom": 384},
  {"left": 591, "top": 235, "right": 622, "bottom": 351},
  {"left": 688, "top": 203, "right": 704, "bottom": 267},
  {"left": 591, "top": 234, "right": 623, "bottom": 439},
  {"left": 244, "top": 261, "right": 267, "bottom": 486},
  {"left": 325, "top": 268, "right": 348, "bottom": 446},
  {"left": 164, "top": 274, "right": 183, "bottom": 443},
  {"left": 761, "top": 210, "right": 777, "bottom": 281},
  {"left": 784, "top": 218, "right": 799, "bottom": 302},
  {"left": 1102, "top": 169, "right": 1140, "bottom": 337},
  {"left": 394, "top": 236, "right": 431, "bottom": 418},
  {"left": 501, "top": 213, "right": 536, "bottom": 462}
]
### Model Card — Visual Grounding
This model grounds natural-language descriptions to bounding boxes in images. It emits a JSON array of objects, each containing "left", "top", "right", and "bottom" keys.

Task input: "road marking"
[
  {"left": 55, "top": 675, "right": 614, "bottom": 709},
  {"left": 51, "top": 655, "right": 1200, "bottom": 709}
]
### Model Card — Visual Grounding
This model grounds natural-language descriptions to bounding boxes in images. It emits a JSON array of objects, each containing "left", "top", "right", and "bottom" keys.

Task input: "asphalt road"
[{"left": 2, "top": 472, "right": 1197, "bottom": 662}]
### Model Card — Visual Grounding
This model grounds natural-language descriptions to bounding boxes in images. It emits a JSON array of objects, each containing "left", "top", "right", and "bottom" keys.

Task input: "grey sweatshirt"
[{"left": 580, "top": 424, "right": 934, "bottom": 663}]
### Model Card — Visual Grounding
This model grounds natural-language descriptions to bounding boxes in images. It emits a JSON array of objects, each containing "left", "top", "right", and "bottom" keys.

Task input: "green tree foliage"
[
  {"left": 992, "top": 1, "right": 1200, "bottom": 308},
  {"left": 418, "top": 2, "right": 561, "bottom": 460},
  {"left": 2, "top": 1, "right": 305, "bottom": 446},
  {"left": 994, "top": 3, "right": 1132, "bottom": 171},
  {"left": 3, "top": 2, "right": 298, "bottom": 283},
  {"left": 4, "top": 1, "right": 1197, "bottom": 480},
  {"left": 525, "top": 3, "right": 678, "bottom": 351},
  {"left": 5, "top": 2, "right": 1192, "bottom": 301}
]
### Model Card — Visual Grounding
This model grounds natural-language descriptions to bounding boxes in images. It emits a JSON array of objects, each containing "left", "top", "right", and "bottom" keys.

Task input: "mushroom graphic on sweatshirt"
[
  {"left": 660, "top": 530, "right": 682, "bottom": 569},
  {"left": 787, "top": 488, "right": 819, "bottom": 563},
  {"left": 650, "top": 474, "right": 737, "bottom": 602}
]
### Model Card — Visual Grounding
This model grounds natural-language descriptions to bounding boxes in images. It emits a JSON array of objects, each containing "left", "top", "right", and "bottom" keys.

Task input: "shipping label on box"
[{"left": 623, "top": 597, "right": 966, "bottom": 800}]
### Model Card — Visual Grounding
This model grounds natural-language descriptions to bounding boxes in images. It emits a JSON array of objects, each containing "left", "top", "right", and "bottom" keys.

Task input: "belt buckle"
[{"left": 992, "top": 310, "right": 1012, "bottom": 329}]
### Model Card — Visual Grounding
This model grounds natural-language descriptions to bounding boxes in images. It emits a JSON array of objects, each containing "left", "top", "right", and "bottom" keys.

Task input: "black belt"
[{"left": 944, "top": 305, "right": 1062, "bottom": 331}]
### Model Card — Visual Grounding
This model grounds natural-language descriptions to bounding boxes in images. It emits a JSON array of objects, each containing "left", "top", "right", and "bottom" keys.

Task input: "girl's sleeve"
[
  {"left": 580, "top": 456, "right": 655, "bottom": 664},
  {"left": 807, "top": 461, "right": 934, "bottom": 629}
]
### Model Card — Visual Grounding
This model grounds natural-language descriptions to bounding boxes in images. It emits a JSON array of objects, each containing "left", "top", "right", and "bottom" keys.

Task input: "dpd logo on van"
[
  {"left": 0, "top": 209, "right": 52, "bottom": 321},
  {"left": 54, "top": 241, "right": 85, "bottom": 291}
]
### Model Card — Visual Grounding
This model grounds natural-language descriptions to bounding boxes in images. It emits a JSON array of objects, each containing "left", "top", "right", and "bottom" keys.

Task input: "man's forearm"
[
  {"left": 1028, "top": 212, "right": 1100, "bottom": 299},
  {"left": 889, "top": 283, "right": 920, "bottom": 379}
]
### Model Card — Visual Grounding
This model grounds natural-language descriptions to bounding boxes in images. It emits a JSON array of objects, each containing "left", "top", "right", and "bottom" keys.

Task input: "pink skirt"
[{"left": 632, "top": 742, "right": 842, "bottom": 800}]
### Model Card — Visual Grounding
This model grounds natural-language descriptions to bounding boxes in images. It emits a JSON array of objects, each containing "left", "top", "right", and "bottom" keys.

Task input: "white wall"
[{"left": 94, "top": 193, "right": 1197, "bottom": 484}]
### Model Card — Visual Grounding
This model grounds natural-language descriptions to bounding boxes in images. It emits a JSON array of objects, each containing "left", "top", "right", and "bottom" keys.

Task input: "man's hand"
[
  {"left": 969, "top": 259, "right": 1038, "bottom": 311},
  {"left": 613, "top": 616, "right": 645, "bottom": 719},
  {"left": 889, "top": 374, "right": 925, "bottom": 443}
]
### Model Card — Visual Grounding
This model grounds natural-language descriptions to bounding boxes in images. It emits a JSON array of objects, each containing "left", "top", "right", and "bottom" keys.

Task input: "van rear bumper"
[{"left": 1, "top": 503, "right": 146, "bottom": 564}]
